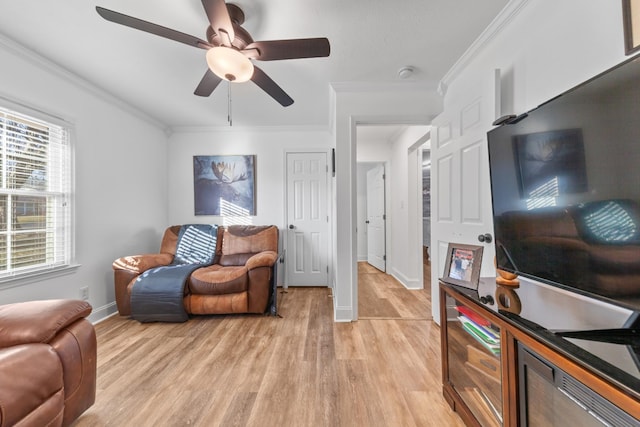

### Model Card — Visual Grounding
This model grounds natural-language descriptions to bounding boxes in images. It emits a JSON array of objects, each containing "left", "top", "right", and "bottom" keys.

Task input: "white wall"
[
  {"left": 0, "top": 37, "right": 169, "bottom": 321},
  {"left": 441, "top": 1, "right": 626, "bottom": 118},
  {"left": 356, "top": 138, "right": 392, "bottom": 163},
  {"left": 432, "top": 0, "right": 629, "bottom": 319}
]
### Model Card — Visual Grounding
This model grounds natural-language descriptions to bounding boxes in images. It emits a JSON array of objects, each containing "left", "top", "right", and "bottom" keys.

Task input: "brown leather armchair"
[
  {"left": 113, "top": 224, "right": 279, "bottom": 317},
  {"left": 0, "top": 299, "right": 97, "bottom": 427}
]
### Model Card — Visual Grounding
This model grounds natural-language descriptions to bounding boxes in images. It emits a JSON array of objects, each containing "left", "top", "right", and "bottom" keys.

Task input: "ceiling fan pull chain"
[{"left": 227, "top": 81, "right": 233, "bottom": 126}]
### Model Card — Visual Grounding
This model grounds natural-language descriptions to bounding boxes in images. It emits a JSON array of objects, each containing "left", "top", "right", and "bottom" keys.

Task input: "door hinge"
[
  {"left": 382, "top": 173, "right": 386, "bottom": 180},
  {"left": 326, "top": 266, "right": 329, "bottom": 273},
  {"left": 383, "top": 255, "right": 386, "bottom": 261},
  {"left": 383, "top": 214, "right": 386, "bottom": 220}
]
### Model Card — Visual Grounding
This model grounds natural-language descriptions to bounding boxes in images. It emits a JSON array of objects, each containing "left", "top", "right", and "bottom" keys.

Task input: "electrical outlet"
[{"left": 80, "top": 286, "right": 89, "bottom": 301}]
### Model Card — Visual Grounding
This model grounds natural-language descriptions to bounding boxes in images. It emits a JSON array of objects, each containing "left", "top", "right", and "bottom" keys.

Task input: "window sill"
[{"left": 0, "top": 264, "right": 81, "bottom": 290}]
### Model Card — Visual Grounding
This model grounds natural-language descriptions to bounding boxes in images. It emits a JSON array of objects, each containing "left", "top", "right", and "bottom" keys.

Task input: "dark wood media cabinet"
[{"left": 440, "top": 279, "right": 640, "bottom": 426}]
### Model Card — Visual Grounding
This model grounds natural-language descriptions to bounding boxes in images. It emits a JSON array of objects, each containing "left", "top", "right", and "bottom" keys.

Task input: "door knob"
[
  {"left": 289, "top": 224, "right": 295, "bottom": 229},
  {"left": 478, "top": 233, "right": 492, "bottom": 243}
]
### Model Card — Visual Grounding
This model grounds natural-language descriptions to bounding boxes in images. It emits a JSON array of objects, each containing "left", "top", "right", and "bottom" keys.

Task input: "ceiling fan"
[{"left": 96, "top": 0, "right": 330, "bottom": 107}]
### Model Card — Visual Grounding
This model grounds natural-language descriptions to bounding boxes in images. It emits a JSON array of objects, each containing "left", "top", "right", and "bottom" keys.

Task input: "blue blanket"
[{"left": 131, "top": 224, "right": 218, "bottom": 323}]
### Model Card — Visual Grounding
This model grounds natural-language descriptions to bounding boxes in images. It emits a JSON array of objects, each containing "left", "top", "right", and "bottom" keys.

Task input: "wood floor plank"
[
  {"left": 219, "top": 392, "right": 258, "bottom": 427},
  {"left": 334, "top": 322, "right": 367, "bottom": 360},
  {"left": 357, "top": 271, "right": 402, "bottom": 318},
  {"left": 405, "top": 391, "right": 467, "bottom": 427},
  {"left": 335, "top": 359, "right": 385, "bottom": 426},
  {"left": 360, "top": 320, "right": 428, "bottom": 392},
  {"left": 246, "top": 337, "right": 309, "bottom": 427},
  {"left": 75, "top": 273, "right": 462, "bottom": 427}
]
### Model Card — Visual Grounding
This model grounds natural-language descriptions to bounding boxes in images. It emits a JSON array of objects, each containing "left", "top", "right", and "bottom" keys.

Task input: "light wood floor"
[
  {"left": 358, "top": 261, "right": 432, "bottom": 320},
  {"left": 75, "top": 263, "right": 462, "bottom": 427}
]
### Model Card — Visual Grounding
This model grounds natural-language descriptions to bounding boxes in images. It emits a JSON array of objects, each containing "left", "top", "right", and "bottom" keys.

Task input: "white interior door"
[
  {"left": 366, "top": 164, "right": 386, "bottom": 271},
  {"left": 286, "top": 152, "right": 329, "bottom": 286},
  {"left": 430, "top": 72, "right": 498, "bottom": 323}
]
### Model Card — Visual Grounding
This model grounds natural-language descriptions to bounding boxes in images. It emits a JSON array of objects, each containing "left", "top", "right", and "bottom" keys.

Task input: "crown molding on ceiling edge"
[
  {"left": 438, "top": 0, "right": 530, "bottom": 96},
  {"left": 0, "top": 32, "right": 168, "bottom": 134}
]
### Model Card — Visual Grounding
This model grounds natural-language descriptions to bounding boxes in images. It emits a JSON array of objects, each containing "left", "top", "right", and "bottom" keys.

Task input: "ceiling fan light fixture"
[{"left": 206, "top": 46, "right": 254, "bottom": 83}]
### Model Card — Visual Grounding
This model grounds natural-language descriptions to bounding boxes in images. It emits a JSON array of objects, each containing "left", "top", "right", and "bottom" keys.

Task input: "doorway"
[
  {"left": 421, "top": 146, "right": 432, "bottom": 295},
  {"left": 366, "top": 163, "right": 386, "bottom": 271},
  {"left": 356, "top": 162, "right": 387, "bottom": 271},
  {"left": 356, "top": 124, "right": 431, "bottom": 318}
]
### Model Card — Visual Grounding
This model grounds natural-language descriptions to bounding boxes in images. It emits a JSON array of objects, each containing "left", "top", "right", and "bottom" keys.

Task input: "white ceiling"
[{"left": 0, "top": 0, "right": 508, "bottom": 129}]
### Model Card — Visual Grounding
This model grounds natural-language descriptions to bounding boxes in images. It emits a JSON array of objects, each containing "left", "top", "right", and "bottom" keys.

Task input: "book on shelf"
[
  {"left": 455, "top": 305, "right": 490, "bottom": 327},
  {"left": 458, "top": 315, "right": 501, "bottom": 356},
  {"left": 455, "top": 306, "right": 500, "bottom": 337},
  {"left": 458, "top": 315, "right": 500, "bottom": 343}
]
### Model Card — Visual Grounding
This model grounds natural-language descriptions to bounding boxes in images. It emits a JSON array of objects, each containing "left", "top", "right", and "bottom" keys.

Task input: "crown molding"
[
  {"left": 0, "top": 32, "right": 169, "bottom": 133},
  {"left": 439, "top": 0, "right": 530, "bottom": 92}
]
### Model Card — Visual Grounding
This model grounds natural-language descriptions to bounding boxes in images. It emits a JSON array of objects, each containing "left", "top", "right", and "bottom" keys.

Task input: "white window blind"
[{"left": 0, "top": 105, "right": 72, "bottom": 280}]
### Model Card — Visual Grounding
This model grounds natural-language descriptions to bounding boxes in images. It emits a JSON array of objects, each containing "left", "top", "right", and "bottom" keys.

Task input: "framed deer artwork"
[{"left": 193, "top": 155, "right": 256, "bottom": 216}]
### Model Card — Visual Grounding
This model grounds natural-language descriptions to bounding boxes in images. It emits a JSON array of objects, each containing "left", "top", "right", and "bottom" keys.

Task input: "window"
[{"left": 0, "top": 104, "right": 73, "bottom": 281}]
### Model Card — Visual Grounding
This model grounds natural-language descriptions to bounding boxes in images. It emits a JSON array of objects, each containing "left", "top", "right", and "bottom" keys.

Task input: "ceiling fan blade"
[
  {"left": 245, "top": 38, "right": 330, "bottom": 61},
  {"left": 251, "top": 66, "right": 294, "bottom": 107},
  {"left": 194, "top": 69, "right": 223, "bottom": 97},
  {"left": 201, "top": 0, "right": 235, "bottom": 44},
  {"left": 96, "top": 7, "right": 210, "bottom": 49}
]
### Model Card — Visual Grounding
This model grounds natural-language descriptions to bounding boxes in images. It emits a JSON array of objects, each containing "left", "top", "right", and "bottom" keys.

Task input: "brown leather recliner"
[
  {"left": 113, "top": 224, "right": 279, "bottom": 317},
  {"left": 0, "top": 299, "right": 97, "bottom": 427}
]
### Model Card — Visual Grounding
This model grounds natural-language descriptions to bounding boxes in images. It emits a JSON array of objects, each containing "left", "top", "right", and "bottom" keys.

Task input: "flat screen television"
[{"left": 487, "top": 55, "right": 640, "bottom": 314}]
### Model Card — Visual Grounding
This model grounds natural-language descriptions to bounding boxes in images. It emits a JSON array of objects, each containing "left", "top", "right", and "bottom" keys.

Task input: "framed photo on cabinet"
[{"left": 442, "top": 243, "right": 483, "bottom": 290}]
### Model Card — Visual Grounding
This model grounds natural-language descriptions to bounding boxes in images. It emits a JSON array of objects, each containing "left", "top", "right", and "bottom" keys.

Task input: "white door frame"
[
  {"left": 407, "top": 133, "right": 431, "bottom": 290},
  {"left": 417, "top": 144, "right": 431, "bottom": 270},
  {"left": 283, "top": 148, "right": 332, "bottom": 288}
]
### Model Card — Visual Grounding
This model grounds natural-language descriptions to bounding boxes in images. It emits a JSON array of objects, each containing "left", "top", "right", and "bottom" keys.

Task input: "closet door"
[{"left": 285, "top": 152, "right": 329, "bottom": 286}]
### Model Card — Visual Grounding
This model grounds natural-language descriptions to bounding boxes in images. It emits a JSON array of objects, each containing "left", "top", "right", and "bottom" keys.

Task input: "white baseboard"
[
  {"left": 390, "top": 267, "right": 423, "bottom": 290},
  {"left": 89, "top": 301, "right": 118, "bottom": 324},
  {"left": 333, "top": 298, "right": 354, "bottom": 322}
]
